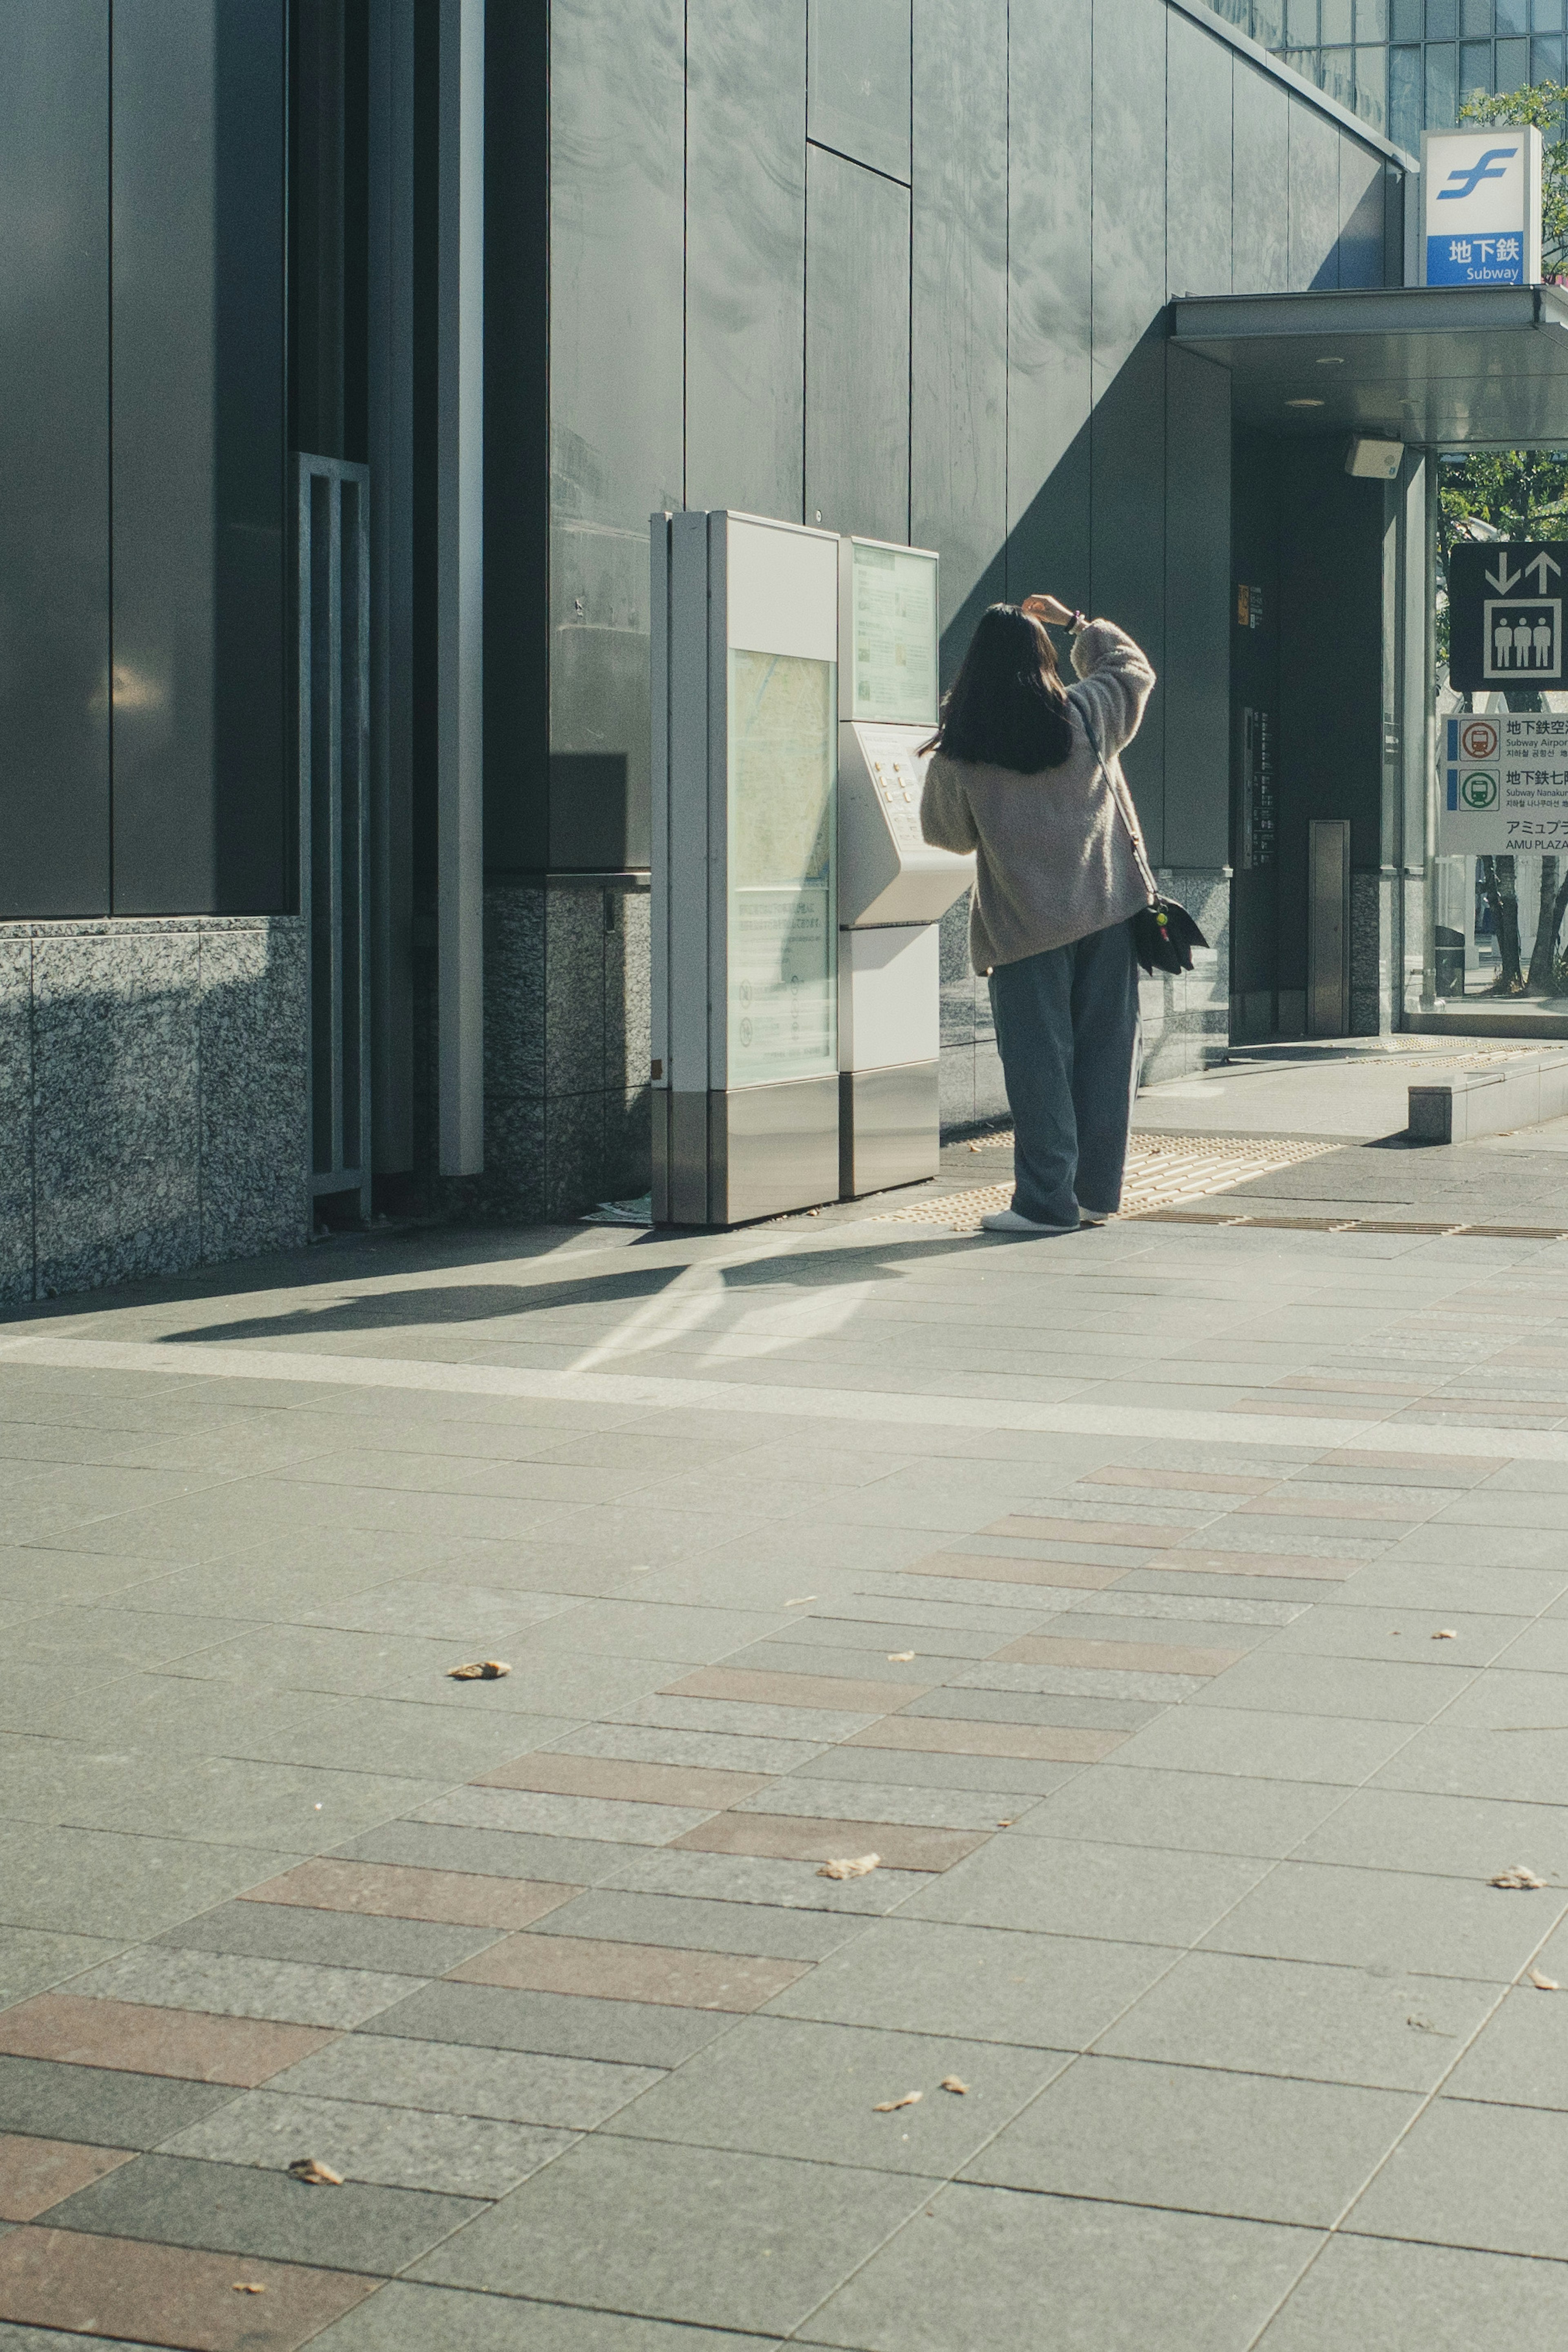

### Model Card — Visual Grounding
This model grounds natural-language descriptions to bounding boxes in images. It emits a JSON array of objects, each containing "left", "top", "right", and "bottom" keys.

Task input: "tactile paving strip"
[{"left": 873, "top": 1131, "right": 1339, "bottom": 1234}]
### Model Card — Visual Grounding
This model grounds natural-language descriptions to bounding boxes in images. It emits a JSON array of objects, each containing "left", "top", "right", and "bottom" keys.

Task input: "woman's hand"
[{"left": 1020, "top": 593, "right": 1076, "bottom": 628}]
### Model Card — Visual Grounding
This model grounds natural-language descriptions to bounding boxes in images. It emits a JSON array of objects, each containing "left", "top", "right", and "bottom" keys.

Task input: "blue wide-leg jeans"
[{"left": 986, "top": 920, "right": 1141, "bottom": 1229}]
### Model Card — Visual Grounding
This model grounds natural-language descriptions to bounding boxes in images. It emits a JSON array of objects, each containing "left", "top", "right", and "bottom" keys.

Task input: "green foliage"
[{"left": 1458, "top": 83, "right": 1568, "bottom": 276}]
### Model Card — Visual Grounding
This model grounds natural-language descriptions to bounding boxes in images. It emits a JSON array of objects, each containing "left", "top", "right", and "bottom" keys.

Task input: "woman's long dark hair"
[{"left": 922, "top": 604, "right": 1074, "bottom": 773}]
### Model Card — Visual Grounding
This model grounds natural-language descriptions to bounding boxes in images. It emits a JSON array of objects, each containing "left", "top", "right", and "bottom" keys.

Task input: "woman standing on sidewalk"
[{"left": 920, "top": 596, "right": 1156, "bottom": 1236}]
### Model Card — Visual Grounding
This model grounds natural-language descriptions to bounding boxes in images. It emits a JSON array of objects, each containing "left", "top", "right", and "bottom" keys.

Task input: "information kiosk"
[
  {"left": 836, "top": 537, "right": 974, "bottom": 1197},
  {"left": 650, "top": 510, "right": 842, "bottom": 1225}
]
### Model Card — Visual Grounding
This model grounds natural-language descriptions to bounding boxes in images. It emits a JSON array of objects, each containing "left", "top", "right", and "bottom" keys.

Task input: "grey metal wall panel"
[
  {"left": 1091, "top": 0, "right": 1169, "bottom": 860},
  {"left": 484, "top": 0, "right": 549, "bottom": 876},
  {"left": 1163, "top": 345, "right": 1232, "bottom": 868},
  {"left": 1288, "top": 94, "right": 1341, "bottom": 291},
  {"left": 1006, "top": 0, "right": 1091, "bottom": 613},
  {"left": 807, "top": 0, "right": 910, "bottom": 183},
  {"left": 1337, "top": 140, "right": 1386, "bottom": 289},
  {"left": 1166, "top": 9, "right": 1233, "bottom": 300},
  {"left": 0, "top": 0, "right": 110, "bottom": 918},
  {"left": 112, "top": 0, "right": 288, "bottom": 914},
  {"left": 804, "top": 145, "right": 910, "bottom": 545},
  {"left": 1091, "top": 339, "right": 1167, "bottom": 862},
  {"left": 911, "top": 0, "right": 1006, "bottom": 685},
  {"left": 687, "top": 0, "right": 807, "bottom": 520},
  {"left": 1091, "top": 0, "right": 1168, "bottom": 388},
  {"left": 549, "top": 0, "right": 684, "bottom": 872},
  {"left": 1232, "top": 57, "right": 1290, "bottom": 295}
]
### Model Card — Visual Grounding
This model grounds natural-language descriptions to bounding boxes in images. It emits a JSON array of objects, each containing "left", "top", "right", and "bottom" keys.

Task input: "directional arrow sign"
[{"left": 1448, "top": 542, "right": 1568, "bottom": 691}]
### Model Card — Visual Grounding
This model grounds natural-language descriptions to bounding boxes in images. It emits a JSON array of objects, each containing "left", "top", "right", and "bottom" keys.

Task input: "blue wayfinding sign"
[{"left": 1423, "top": 128, "right": 1541, "bottom": 288}]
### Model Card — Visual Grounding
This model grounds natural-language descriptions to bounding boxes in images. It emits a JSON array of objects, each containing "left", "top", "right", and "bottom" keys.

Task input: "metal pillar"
[
  {"left": 437, "top": 0, "right": 484, "bottom": 1176},
  {"left": 296, "top": 454, "right": 372, "bottom": 1220}
]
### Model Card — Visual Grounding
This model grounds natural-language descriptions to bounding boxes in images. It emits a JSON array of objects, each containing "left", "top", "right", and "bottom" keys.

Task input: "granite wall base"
[
  {"left": 480, "top": 876, "right": 653, "bottom": 1222},
  {"left": 0, "top": 918, "right": 308, "bottom": 1305},
  {"left": 1350, "top": 866, "right": 1396, "bottom": 1038}
]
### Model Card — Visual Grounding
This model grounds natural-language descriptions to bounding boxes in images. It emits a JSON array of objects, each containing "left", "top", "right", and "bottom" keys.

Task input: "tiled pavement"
[{"left": 7, "top": 1197, "right": 1568, "bottom": 2345}]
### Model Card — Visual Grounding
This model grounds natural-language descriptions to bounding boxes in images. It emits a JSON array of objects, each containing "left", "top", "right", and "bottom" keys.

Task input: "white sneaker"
[
  {"left": 1076, "top": 1208, "right": 1115, "bottom": 1227},
  {"left": 981, "top": 1208, "right": 1077, "bottom": 1236}
]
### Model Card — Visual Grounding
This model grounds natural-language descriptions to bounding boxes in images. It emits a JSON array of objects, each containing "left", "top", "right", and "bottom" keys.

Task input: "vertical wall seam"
[
  {"left": 1087, "top": 0, "right": 1094, "bottom": 621},
  {"left": 682, "top": 0, "right": 689, "bottom": 514},
  {"left": 196, "top": 924, "right": 205, "bottom": 1259},
  {"left": 28, "top": 938, "right": 38, "bottom": 1301},
  {"left": 106, "top": 0, "right": 114, "bottom": 914},
  {"left": 1229, "top": 49, "right": 1237, "bottom": 297},
  {"left": 906, "top": 0, "right": 914, "bottom": 546},
  {"left": 801, "top": 9, "right": 810, "bottom": 519}
]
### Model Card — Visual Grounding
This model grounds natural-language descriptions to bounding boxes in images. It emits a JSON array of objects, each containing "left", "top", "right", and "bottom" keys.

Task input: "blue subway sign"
[{"left": 1423, "top": 129, "right": 1540, "bottom": 288}]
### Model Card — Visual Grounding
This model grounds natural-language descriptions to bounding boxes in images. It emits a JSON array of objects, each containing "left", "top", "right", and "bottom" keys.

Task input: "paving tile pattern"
[{"left": 6, "top": 1208, "right": 1568, "bottom": 2343}]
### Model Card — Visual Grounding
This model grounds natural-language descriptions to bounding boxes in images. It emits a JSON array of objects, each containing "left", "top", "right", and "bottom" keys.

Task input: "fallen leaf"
[
  {"left": 1529, "top": 1967, "right": 1560, "bottom": 1991},
  {"left": 785, "top": 1596, "right": 817, "bottom": 1608},
  {"left": 232, "top": 2284, "right": 267, "bottom": 2294},
  {"left": 887, "top": 1651, "right": 916, "bottom": 1662},
  {"left": 447, "top": 1660, "right": 510, "bottom": 1681},
  {"left": 873, "top": 2091, "right": 922, "bottom": 2112},
  {"left": 939, "top": 2076, "right": 970, "bottom": 2095},
  {"left": 818, "top": 1853, "right": 881, "bottom": 1880},
  {"left": 1432, "top": 1629, "right": 1458, "bottom": 1641},
  {"left": 1490, "top": 1865, "right": 1546, "bottom": 1889},
  {"left": 287, "top": 2157, "right": 343, "bottom": 2185},
  {"left": 996, "top": 1818, "right": 1016, "bottom": 1828},
  {"left": 1406, "top": 2016, "right": 1454, "bottom": 2037}
]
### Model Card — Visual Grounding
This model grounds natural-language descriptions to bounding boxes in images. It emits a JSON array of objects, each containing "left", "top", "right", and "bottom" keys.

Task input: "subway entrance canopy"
[{"left": 1172, "top": 283, "right": 1568, "bottom": 447}]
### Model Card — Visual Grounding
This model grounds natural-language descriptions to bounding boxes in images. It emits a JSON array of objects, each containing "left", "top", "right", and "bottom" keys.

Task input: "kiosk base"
[
  {"left": 654, "top": 1074, "right": 840, "bottom": 1227},
  {"left": 839, "top": 1060, "right": 940, "bottom": 1198}
]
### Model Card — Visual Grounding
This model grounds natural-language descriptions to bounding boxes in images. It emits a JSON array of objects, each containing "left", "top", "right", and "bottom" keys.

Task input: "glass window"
[
  {"left": 1535, "top": 0, "right": 1564, "bottom": 26},
  {"left": 1358, "top": 0, "right": 1390, "bottom": 27},
  {"left": 1390, "top": 41, "right": 1423, "bottom": 140},
  {"left": 1535, "top": 29, "right": 1566, "bottom": 72},
  {"left": 1427, "top": 38, "right": 1459, "bottom": 117},
  {"left": 1461, "top": 0, "right": 1494, "bottom": 29},
  {"left": 1322, "top": 0, "right": 1353, "bottom": 36},
  {"left": 1355, "top": 42, "right": 1389, "bottom": 119},
  {"left": 1252, "top": 0, "right": 1287, "bottom": 39},
  {"left": 1460, "top": 35, "right": 1494, "bottom": 89},
  {"left": 1428, "top": 0, "right": 1458, "bottom": 33},
  {"left": 1497, "top": 32, "right": 1532, "bottom": 76},
  {"left": 1392, "top": 0, "right": 1423, "bottom": 33},
  {"left": 1321, "top": 42, "right": 1356, "bottom": 100},
  {"left": 1287, "top": 0, "right": 1319, "bottom": 36},
  {"left": 1496, "top": 0, "right": 1530, "bottom": 31}
]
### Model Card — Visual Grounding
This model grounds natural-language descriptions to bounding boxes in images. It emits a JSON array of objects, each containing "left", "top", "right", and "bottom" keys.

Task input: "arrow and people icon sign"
[{"left": 1448, "top": 543, "right": 1568, "bottom": 691}]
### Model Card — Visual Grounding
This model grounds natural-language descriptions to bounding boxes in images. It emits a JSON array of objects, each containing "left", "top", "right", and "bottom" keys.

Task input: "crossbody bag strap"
[{"left": 1079, "top": 697, "right": 1159, "bottom": 906}]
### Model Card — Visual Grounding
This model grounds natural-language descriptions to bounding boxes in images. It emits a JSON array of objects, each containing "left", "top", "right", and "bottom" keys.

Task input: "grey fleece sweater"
[{"left": 919, "top": 619, "right": 1156, "bottom": 974}]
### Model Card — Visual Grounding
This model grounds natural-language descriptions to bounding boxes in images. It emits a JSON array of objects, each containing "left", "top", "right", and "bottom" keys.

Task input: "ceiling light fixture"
[
  {"left": 1316, "top": 356, "right": 1346, "bottom": 366},
  {"left": 1286, "top": 396, "right": 1326, "bottom": 408}
]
